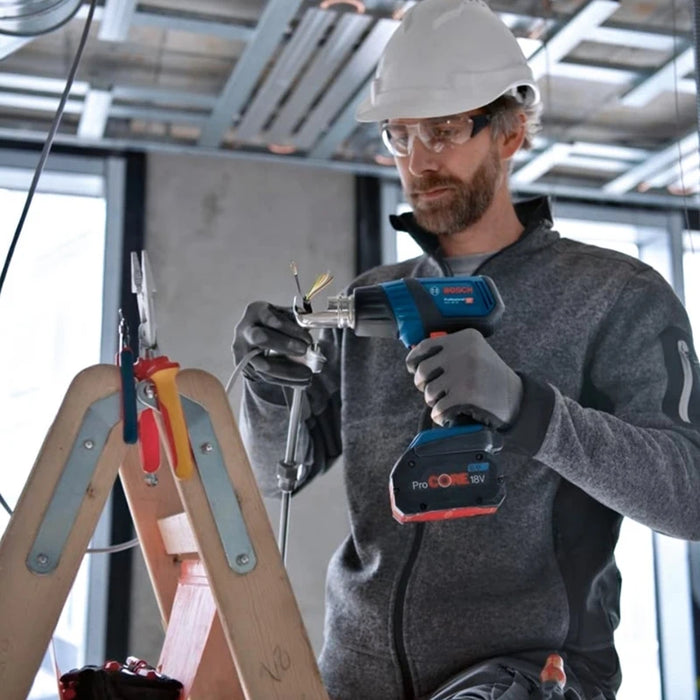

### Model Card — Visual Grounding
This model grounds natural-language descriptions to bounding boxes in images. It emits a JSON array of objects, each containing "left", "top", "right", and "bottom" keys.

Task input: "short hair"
[{"left": 485, "top": 93, "right": 542, "bottom": 151}]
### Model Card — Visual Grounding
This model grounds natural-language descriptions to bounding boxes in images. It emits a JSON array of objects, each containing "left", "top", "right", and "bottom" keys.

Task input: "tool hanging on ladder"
[{"left": 117, "top": 251, "right": 195, "bottom": 482}]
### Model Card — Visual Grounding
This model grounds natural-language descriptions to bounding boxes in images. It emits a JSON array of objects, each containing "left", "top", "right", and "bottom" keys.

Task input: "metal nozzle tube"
[
  {"left": 283, "top": 387, "right": 305, "bottom": 466},
  {"left": 293, "top": 294, "right": 355, "bottom": 329},
  {"left": 279, "top": 491, "right": 292, "bottom": 564},
  {"left": 278, "top": 386, "right": 305, "bottom": 563}
]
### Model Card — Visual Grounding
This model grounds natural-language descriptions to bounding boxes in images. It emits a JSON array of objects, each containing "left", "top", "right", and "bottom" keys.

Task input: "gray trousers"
[{"left": 428, "top": 657, "right": 592, "bottom": 700}]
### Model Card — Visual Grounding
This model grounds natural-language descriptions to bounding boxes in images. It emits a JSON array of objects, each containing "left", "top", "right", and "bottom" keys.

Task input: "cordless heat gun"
[{"left": 294, "top": 276, "right": 506, "bottom": 523}]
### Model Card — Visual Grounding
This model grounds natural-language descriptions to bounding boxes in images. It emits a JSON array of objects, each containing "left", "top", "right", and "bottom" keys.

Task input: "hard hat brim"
[{"left": 355, "top": 79, "right": 540, "bottom": 123}]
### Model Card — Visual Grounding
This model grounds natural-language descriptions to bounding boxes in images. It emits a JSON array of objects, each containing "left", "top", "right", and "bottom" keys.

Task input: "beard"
[{"left": 406, "top": 145, "right": 502, "bottom": 235}]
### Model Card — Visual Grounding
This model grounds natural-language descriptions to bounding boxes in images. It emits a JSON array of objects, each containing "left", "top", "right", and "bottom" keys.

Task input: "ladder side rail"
[
  {"left": 0, "top": 365, "right": 126, "bottom": 700},
  {"left": 174, "top": 369, "right": 329, "bottom": 700}
]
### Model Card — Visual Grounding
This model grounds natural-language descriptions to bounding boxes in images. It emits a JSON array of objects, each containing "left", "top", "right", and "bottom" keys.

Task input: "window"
[
  {"left": 0, "top": 150, "right": 124, "bottom": 698},
  {"left": 555, "top": 212, "right": 676, "bottom": 700}
]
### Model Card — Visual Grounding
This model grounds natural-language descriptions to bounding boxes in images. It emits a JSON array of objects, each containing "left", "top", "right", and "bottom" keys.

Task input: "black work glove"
[
  {"left": 406, "top": 328, "right": 523, "bottom": 430},
  {"left": 233, "top": 301, "right": 313, "bottom": 387}
]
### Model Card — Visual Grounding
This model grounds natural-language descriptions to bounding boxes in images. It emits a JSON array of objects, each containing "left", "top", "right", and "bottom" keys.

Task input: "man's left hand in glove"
[{"left": 406, "top": 328, "right": 523, "bottom": 430}]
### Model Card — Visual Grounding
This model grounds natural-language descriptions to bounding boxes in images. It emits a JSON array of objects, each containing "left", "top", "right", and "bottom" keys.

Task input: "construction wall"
[{"left": 129, "top": 152, "right": 355, "bottom": 658}]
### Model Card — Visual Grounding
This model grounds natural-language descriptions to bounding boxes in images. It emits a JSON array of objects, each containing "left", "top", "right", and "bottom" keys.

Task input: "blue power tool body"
[{"left": 349, "top": 276, "right": 506, "bottom": 523}]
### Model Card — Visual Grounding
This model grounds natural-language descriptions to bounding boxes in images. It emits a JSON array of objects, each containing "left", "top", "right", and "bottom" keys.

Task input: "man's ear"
[{"left": 499, "top": 111, "right": 527, "bottom": 160}]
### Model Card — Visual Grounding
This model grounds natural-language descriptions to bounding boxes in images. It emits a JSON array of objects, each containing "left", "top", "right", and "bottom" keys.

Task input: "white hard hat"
[{"left": 356, "top": 0, "right": 540, "bottom": 123}]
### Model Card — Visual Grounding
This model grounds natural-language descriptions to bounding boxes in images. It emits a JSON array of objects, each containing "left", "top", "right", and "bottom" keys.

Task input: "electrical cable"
[
  {"left": 540, "top": 3, "right": 555, "bottom": 212},
  {"left": 673, "top": 0, "right": 697, "bottom": 255},
  {"left": 0, "top": 491, "right": 12, "bottom": 516},
  {"left": 0, "top": 0, "right": 136, "bottom": 556},
  {"left": 225, "top": 348, "right": 262, "bottom": 396},
  {"left": 0, "top": 0, "right": 98, "bottom": 299},
  {"left": 87, "top": 538, "right": 141, "bottom": 555},
  {"left": 669, "top": 0, "right": 691, "bottom": 215},
  {"left": 0, "top": 487, "right": 141, "bottom": 554}
]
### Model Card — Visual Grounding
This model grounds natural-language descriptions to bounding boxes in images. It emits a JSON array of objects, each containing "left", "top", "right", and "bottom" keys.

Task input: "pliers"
[{"left": 120, "top": 251, "right": 194, "bottom": 480}]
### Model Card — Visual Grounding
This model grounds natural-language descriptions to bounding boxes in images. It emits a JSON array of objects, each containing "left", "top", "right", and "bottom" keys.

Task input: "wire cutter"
[{"left": 130, "top": 251, "right": 194, "bottom": 480}]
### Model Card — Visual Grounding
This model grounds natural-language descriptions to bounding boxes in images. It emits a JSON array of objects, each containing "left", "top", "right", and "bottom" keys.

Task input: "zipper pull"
[{"left": 677, "top": 339, "right": 694, "bottom": 424}]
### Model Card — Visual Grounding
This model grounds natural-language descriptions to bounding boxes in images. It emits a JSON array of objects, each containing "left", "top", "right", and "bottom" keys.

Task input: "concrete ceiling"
[{"left": 0, "top": 0, "right": 698, "bottom": 207}]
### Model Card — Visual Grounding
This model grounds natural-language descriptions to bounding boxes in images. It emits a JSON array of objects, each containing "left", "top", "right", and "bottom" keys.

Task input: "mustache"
[{"left": 409, "top": 175, "right": 460, "bottom": 194}]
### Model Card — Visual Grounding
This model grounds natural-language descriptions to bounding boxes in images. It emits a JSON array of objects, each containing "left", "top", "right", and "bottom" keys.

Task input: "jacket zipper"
[
  {"left": 678, "top": 340, "right": 693, "bottom": 423},
  {"left": 393, "top": 522, "right": 424, "bottom": 700},
  {"left": 390, "top": 260, "right": 444, "bottom": 699}
]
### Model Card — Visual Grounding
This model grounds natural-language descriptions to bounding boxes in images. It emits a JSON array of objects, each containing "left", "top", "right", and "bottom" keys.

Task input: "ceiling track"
[{"left": 0, "top": 0, "right": 696, "bottom": 203}]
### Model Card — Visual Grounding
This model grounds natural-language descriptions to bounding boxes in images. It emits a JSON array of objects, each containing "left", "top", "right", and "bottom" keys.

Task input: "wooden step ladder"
[{"left": 0, "top": 364, "right": 329, "bottom": 700}]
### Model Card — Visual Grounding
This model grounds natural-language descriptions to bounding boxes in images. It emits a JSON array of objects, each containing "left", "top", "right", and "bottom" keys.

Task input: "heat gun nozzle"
[{"left": 293, "top": 293, "right": 355, "bottom": 329}]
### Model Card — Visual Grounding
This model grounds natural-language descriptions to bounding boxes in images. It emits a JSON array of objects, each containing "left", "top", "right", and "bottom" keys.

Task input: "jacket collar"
[{"left": 389, "top": 196, "right": 558, "bottom": 272}]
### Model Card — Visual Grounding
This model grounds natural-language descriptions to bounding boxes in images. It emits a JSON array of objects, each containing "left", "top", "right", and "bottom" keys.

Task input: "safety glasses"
[{"left": 380, "top": 113, "right": 491, "bottom": 157}]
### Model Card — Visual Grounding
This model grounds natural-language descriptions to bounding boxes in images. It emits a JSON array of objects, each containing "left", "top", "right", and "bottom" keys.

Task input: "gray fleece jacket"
[{"left": 240, "top": 197, "right": 700, "bottom": 700}]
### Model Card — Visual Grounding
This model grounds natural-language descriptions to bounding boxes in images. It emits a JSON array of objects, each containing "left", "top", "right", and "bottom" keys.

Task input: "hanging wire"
[
  {"left": 541, "top": 1, "right": 555, "bottom": 212},
  {"left": 0, "top": 0, "right": 98, "bottom": 298},
  {"left": 669, "top": 0, "right": 692, "bottom": 233},
  {"left": 87, "top": 538, "right": 140, "bottom": 555},
  {"left": 225, "top": 348, "right": 261, "bottom": 395},
  {"left": 0, "top": 0, "right": 124, "bottom": 553},
  {"left": 675, "top": 0, "right": 697, "bottom": 253},
  {"left": 0, "top": 491, "right": 12, "bottom": 517},
  {"left": 0, "top": 489, "right": 141, "bottom": 554},
  {"left": 518, "top": 1, "right": 556, "bottom": 208}
]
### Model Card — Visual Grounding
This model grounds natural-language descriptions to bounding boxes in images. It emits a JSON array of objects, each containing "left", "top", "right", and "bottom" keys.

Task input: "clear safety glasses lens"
[{"left": 381, "top": 113, "right": 491, "bottom": 158}]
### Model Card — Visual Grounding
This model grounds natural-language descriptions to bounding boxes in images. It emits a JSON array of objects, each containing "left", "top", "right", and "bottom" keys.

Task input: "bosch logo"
[
  {"left": 429, "top": 286, "right": 440, "bottom": 296},
  {"left": 443, "top": 286, "right": 473, "bottom": 294}
]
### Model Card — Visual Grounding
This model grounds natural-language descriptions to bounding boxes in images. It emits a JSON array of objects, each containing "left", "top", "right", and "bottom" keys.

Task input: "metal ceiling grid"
[
  {"left": 144, "top": 0, "right": 265, "bottom": 24},
  {"left": 233, "top": 8, "right": 336, "bottom": 143},
  {"left": 266, "top": 12, "right": 372, "bottom": 146},
  {"left": 0, "top": 0, "right": 697, "bottom": 207},
  {"left": 293, "top": 18, "right": 397, "bottom": 151}
]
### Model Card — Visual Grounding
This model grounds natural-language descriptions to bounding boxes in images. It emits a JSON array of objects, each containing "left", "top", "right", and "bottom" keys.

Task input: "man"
[{"left": 233, "top": 1, "right": 700, "bottom": 698}]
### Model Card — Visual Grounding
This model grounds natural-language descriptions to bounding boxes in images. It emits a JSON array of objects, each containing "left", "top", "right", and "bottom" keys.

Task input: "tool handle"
[
  {"left": 150, "top": 365, "right": 194, "bottom": 479},
  {"left": 119, "top": 347, "right": 138, "bottom": 444},
  {"left": 425, "top": 332, "right": 493, "bottom": 434},
  {"left": 138, "top": 408, "right": 161, "bottom": 473}
]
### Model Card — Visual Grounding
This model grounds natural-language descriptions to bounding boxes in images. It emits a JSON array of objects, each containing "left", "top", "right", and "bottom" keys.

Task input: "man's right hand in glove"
[{"left": 233, "top": 301, "right": 313, "bottom": 386}]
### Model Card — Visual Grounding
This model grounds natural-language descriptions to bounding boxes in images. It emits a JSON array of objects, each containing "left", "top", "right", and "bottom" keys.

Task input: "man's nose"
[{"left": 407, "top": 134, "right": 440, "bottom": 176}]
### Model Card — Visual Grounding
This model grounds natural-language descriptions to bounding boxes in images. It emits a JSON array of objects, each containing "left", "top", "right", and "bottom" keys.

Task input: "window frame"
[{"left": 0, "top": 146, "right": 126, "bottom": 671}]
